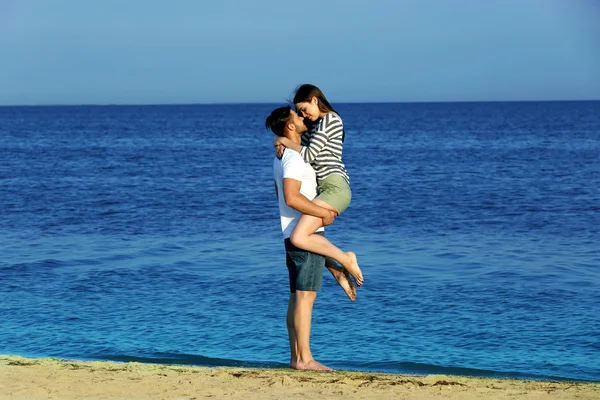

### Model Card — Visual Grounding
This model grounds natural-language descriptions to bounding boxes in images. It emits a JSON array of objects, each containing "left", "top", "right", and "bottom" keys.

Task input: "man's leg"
[
  {"left": 293, "top": 290, "right": 332, "bottom": 371},
  {"left": 286, "top": 293, "right": 298, "bottom": 368},
  {"left": 286, "top": 237, "right": 333, "bottom": 371}
]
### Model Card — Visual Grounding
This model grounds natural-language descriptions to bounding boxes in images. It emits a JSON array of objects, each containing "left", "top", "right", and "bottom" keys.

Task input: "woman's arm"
[
  {"left": 300, "top": 114, "right": 343, "bottom": 163},
  {"left": 273, "top": 136, "right": 302, "bottom": 153}
]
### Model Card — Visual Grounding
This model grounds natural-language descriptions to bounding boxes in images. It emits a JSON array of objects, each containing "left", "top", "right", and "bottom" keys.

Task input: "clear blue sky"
[{"left": 1, "top": 0, "right": 599, "bottom": 105}]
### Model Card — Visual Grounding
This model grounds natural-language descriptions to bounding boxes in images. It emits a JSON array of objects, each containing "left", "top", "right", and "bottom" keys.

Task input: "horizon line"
[{"left": 0, "top": 98, "right": 599, "bottom": 107}]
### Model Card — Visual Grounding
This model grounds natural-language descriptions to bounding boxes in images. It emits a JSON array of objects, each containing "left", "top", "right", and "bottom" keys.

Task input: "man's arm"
[
  {"left": 283, "top": 178, "right": 335, "bottom": 225},
  {"left": 274, "top": 180, "right": 278, "bottom": 200}
]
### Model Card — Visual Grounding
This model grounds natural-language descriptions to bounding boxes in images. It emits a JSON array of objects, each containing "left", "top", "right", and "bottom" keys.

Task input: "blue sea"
[{"left": 1, "top": 101, "right": 599, "bottom": 382}]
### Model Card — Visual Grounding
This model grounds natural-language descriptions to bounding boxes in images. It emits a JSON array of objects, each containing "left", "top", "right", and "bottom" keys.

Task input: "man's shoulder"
[
  {"left": 281, "top": 149, "right": 313, "bottom": 178},
  {"left": 274, "top": 150, "right": 302, "bottom": 168},
  {"left": 282, "top": 149, "right": 302, "bottom": 161}
]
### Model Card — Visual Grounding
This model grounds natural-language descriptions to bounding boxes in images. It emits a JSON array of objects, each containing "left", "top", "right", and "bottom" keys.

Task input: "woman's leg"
[
  {"left": 289, "top": 200, "right": 364, "bottom": 286},
  {"left": 326, "top": 258, "right": 356, "bottom": 301}
]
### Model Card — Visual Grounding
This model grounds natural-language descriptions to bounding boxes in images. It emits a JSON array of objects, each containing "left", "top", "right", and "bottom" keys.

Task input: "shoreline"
[{"left": 1, "top": 355, "right": 598, "bottom": 399}]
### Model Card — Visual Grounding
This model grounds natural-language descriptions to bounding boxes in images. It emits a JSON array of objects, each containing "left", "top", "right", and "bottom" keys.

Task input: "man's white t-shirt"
[{"left": 274, "top": 150, "right": 325, "bottom": 239}]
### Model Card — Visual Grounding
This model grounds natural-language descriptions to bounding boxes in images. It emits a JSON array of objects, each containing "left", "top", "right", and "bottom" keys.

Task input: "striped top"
[{"left": 300, "top": 112, "right": 349, "bottom": 184}]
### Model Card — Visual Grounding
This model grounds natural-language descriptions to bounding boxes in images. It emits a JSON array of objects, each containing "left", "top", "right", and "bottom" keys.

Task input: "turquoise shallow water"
[{"left": 1, "top": 102, "right": 599, "bottom": 381}]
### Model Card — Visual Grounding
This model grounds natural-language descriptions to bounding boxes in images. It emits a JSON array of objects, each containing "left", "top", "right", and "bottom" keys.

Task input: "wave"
[
  {"left": 88, "top": 353, "right": 594, "bottom": 382},
  {"left": 339, "top": 360, "right": 592, "bottom": 382},
  {"left": 93, "top": 352, "right": 287, "bottom": 369}
]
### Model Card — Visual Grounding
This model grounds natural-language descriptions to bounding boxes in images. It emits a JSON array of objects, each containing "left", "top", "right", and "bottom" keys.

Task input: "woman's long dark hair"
[{"left": 293, "top": 84, "right": 344, "bottom": 142}]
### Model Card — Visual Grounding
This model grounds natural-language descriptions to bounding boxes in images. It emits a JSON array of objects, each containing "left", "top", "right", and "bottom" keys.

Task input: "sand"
[{"left": 1, "top": 355, "right": 598, "bottom": 400}]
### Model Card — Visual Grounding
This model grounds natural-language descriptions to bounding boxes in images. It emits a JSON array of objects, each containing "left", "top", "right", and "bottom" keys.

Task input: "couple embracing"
[{"left": 266, "top": 84, "right": 363, "bottom": 371}]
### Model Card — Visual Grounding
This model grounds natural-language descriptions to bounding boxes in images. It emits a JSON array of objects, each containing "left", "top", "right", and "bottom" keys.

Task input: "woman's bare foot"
[
  {"left": 344, "top": 252, "right": 364, "bottom": 286},
  {"left": 294, "top": 359, "right": 334, "bottom": 371},
  {"left": 327, "top": 264, "right": 356, "bottom": 301}
]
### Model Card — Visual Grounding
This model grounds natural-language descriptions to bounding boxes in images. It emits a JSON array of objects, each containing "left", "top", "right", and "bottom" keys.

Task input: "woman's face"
[{"left": 295, "top": 97, "right": 320, "bottom": 122}]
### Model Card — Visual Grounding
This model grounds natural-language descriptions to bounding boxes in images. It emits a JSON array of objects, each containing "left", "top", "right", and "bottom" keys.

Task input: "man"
[{"left": 265, "top": 106, "right": 354, "bottom": 371}]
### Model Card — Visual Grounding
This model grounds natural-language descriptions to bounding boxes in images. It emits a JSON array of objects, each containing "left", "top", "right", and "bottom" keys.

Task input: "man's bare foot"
[
  {"left": 344, "top": 252, "right": 364, "bottom": 286},
  {"left": 327, "top": 264, "right": 356, "bottom": 301},
  {"left": 289, "top": 361, "right": 297, "bottom": 369},
  {"left": 294, "top": 359, "right": 334, "bottom": 371}
]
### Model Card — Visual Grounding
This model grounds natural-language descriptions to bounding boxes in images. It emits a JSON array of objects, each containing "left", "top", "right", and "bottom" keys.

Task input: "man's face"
[{"left": 290, "top": 110, "right": 308, "bottom": 134}]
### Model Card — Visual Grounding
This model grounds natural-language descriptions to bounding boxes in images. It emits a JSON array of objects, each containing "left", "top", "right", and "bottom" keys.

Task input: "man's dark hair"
[{"left": 265, "top": 106, "right": 292, "bottom": 137}]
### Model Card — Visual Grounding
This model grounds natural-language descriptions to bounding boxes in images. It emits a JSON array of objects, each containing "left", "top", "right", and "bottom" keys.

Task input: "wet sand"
[{"left": 1, "top": 355, "right": 598, "bottom": 399}]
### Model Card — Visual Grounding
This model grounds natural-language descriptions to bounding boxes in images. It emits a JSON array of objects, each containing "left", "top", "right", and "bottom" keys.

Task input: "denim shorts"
[{"left": 284, "top": 232, "right": 325, "bottom": 292}]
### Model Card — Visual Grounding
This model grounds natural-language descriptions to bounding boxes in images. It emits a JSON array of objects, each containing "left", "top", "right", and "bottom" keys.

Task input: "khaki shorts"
[{"left": 316, "top": 174, "right": 352, "bottom": 215}]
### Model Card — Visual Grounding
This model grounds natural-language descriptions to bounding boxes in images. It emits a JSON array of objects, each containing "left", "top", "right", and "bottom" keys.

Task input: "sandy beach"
[{"left": 0, "top": 356, "right": 598, "bottom": 400}]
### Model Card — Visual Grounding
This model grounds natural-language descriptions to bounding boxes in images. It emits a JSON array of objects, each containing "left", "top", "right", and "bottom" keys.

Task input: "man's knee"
[{"left": 296, "top": 290, "right": 317, "bottom": 302}]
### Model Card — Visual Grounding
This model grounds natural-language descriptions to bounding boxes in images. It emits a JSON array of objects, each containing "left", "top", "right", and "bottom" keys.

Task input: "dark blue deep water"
[{"left": 1, "top": 102, "right": 599, "bottom": 382}]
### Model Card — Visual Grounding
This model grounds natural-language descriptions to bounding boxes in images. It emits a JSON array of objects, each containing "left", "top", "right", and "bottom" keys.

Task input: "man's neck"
[{"left": 284, "top": 132, "right": 302, "bottom": 145}]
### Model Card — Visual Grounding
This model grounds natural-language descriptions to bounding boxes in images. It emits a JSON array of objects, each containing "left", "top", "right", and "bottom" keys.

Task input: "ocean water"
[{"left": 1, "top": 101, "right": 599, "bottom": 382}]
